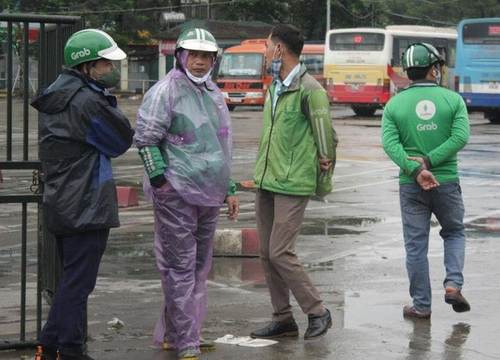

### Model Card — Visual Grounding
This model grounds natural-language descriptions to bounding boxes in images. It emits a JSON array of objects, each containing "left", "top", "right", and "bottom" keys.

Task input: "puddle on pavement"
[
  {"left": 466, "top": 217, "right": 500, "bottom": 238},
  {"left": 210, "top": 257, "right": 266, "bottom": 287},
  {"left": 99, "top": 218, "right": 387, "bottom": 285},
  {"left": 300, "top": 216, "right": 382, "bottom": 236}
]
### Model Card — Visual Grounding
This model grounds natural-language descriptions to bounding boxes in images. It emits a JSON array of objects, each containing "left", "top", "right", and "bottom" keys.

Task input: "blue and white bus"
[{"left": 456, "top": 18, "right": 500, "bottom": 123}]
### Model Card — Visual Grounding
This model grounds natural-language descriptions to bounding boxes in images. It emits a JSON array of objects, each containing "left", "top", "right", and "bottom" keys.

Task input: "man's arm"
[
  {"left": 305, "top": 88, "right": 337, "bottom": 168},
  {"left": 426, "top": 97, "right": 469, "bottom": 167},
  {"left": 381, "top": 105, "right": 421, "bottom": 177}
]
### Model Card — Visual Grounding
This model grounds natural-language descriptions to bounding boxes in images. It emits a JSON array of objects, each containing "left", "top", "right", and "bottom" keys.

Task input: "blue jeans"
[{"left": 399, "top": 182, "right": 466, "bottom": 312}]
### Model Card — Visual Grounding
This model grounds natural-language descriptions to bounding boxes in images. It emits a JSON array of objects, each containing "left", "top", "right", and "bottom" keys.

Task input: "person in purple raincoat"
[{"left": 134, "top": 28, "right": 240, "bottom": 360}]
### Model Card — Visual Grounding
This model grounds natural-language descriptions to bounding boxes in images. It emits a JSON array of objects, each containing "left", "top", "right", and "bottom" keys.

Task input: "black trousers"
[{"left": 40, "top": 228, "right": 109, "bottom": 357}]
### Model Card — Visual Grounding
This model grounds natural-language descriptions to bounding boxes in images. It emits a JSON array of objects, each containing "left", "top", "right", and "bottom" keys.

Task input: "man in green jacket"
[
  {"left": 250, "top": 24, "right": 337, "bottom": 341},
  {"left": 381, "top": 43, "right": 470, "bottom": 320}
]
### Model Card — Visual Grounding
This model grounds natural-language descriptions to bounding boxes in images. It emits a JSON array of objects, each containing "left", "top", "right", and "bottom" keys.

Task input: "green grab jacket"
[
  {"left": 253, "top": 64, "right": 337, "bottom": 196},
  {"left": 382, "top": 81, "right": 469, "bottom": 184}
]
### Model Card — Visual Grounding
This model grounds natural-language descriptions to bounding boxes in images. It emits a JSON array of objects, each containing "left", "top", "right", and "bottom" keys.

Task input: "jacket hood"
[{"left": 30, "top": 68, "right": 87, "bottom": 114}]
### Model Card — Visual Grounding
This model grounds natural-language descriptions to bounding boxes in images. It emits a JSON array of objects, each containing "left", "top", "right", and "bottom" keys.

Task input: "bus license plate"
[{"left": 230, "top": 99, "right": 243, "bottom": 103}]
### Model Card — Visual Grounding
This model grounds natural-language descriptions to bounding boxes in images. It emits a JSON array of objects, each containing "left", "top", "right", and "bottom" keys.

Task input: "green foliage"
[
  {"left": 3, "top": 0, "right": 500, "bottom": 44},
  {"left": 213, "top": 0, "right": 289, "bottom": 23}
]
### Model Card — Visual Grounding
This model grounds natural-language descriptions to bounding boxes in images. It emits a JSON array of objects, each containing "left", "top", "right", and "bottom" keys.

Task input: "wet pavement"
[{"left": 1, "top": 99, "right": 500, "bottom": 359}]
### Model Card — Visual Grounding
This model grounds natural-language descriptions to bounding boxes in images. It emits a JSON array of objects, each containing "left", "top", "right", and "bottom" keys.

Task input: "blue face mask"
[{"left": 271, "top": 45, "right": 282, "bottom": 79}]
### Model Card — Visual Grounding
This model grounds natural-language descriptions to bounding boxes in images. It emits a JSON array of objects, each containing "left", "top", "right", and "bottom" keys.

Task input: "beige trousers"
[{"left": 255, "top": 189, "right": 325, "bottom": 322}]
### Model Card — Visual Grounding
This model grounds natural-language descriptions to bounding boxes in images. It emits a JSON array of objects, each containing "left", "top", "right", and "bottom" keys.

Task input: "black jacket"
[{"left": 30, "top": 68, "right": 134, "bottom": 235}]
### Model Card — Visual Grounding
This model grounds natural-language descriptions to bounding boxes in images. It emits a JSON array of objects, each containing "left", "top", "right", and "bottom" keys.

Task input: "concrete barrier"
[{"left": 213, "top": 228, "right": 259, "bottom": 256}]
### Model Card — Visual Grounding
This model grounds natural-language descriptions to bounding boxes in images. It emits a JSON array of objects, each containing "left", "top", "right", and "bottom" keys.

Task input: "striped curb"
[{"left": 213, "top": 228, "right": 259, "bottom": 256}]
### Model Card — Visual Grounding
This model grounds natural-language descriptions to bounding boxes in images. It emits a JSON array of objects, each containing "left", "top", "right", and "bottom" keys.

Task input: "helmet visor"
[{"left": 98, "top": 45, "right": 127, "bottom": 61}]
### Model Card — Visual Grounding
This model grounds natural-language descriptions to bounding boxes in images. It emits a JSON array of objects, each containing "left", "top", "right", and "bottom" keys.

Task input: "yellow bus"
[{"left": 324, "top": 26, "right": 457, "bottom": 116}]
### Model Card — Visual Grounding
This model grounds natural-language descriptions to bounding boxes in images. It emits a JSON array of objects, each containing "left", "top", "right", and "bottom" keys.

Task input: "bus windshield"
[
  {"left": 217, "top": 53, "right": 264, "bottom": 79},
  {"left": 462, "top": 21, "right": 500, "bottom": 44},
  {"left": 300, "top": 53, "right": 324, "bottom": 75},
  {"left": 329, "top": 32, "right": 385, "bottom": 51}
]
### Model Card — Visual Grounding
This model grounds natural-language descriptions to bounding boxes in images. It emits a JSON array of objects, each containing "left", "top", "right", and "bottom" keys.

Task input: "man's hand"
[
  {"left": 225, "top": 195, "right": 240, "bottom": 220},
  {"left": 416, "top": 169, "right": 440, "bottom": 190},
  {"left": 407, "top": 156, "right": 425, "bottom": 168},
  {"left": 318, "top": 158, "right": 333, "bottom": 172}
]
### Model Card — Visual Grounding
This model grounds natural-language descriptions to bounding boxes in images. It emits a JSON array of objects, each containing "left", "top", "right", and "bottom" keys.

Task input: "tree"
[
  {"left": 213, "top": 0, "right": 290, "bottom": 23},
  {"left": 3, "top": 0, "right": 500, "bottom": 46}
]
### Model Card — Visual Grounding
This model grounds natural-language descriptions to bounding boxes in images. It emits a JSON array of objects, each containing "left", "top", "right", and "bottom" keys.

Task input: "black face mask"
[{"left": 91, "top": 67, "right": 121, "bottom": 89}]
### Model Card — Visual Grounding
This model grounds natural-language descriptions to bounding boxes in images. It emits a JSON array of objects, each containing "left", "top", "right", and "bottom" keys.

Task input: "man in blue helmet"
[{"left": 382, "top": 43, "right": 470, "bottom": 320}]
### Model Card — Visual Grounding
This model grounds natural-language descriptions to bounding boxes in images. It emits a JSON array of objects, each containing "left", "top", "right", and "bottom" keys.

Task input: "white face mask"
[
  {"left": 435, "top": 67, "right": 442, "bottom": 86},
  {"left": 185, "top": 69, "right": 212, "bottom": 84}
]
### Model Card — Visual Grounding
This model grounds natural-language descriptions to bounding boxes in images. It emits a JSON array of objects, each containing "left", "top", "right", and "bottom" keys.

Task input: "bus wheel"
[
  {"left": 227, "top": 105, "right": 236, "bottom": 112},
  {"left": 485, "top": 109, "right": 500, "bottom": 124},
  {"left": 352, "top": 105, "right": 377, "bottom": 117}
]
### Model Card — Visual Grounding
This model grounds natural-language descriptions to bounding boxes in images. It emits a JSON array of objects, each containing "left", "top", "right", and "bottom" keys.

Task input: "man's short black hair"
[
  {"left": 407, "top": 65, "right": 433, "bottom": 81},
  {"left": 270, "top": 24, "right": 304, "bottom": 57}
]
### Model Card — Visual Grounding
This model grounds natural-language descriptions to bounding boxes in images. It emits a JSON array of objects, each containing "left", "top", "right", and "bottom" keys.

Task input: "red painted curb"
[
  {"left": 241, "top": 228, "right": 259, "bottom": 255},
  {"left": 116, "top": 186, "right": 139, "bottom": 207}
]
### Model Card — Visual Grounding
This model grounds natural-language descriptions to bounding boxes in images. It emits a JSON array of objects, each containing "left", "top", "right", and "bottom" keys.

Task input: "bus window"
[
  {"left": 301, "top": 54, "right": 324, "bottom": 75},
  {"left": 392, "top": 37, "right": 454, "bottom": 68},
  {"left": 217, "top": 53, "right": 263, "bottom": 79},
  {"left": 447, "top": 42, "right": 456, "bottom": 67},
  {"left": 329, "top": 32, "right": 385, "bottom": 51},
  {"left": 463, "top": 22, "right": 500, "bottom": 44}
]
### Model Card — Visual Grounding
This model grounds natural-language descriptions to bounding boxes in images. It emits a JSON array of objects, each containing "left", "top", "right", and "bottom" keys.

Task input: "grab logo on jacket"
[{"left": 415, "top": 100, "right": 436, "bottom": 121}]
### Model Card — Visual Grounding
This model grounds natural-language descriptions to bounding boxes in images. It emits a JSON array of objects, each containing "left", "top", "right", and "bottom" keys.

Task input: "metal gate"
[{"left": 0, "top": 13, "right": 84, "bottom": 350}]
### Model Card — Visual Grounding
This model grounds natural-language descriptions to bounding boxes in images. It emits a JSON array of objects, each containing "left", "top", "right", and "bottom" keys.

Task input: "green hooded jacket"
[{"left": 253, "top": 64, "right": 338, "bottom": 196}]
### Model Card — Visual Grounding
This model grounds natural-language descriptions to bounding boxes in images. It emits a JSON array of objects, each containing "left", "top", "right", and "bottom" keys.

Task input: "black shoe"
[
  {"left": 250, "top": 320, "right": 299, "bottom": 339},
  {"left": 304, "top": 308, "right": 332, "bottom": 340}
]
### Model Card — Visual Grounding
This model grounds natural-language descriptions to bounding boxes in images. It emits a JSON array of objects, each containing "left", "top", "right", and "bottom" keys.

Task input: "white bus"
[{"left": 324, "top": 25, "right": 457, "bottom": 116}]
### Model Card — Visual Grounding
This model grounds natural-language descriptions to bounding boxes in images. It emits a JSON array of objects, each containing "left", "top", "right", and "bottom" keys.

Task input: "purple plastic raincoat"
[
  {"left": 135, "top": 67, "right": 232, "bottom": 206},
  {"left": 134, "top": 67, "right": 233, "bottom": 352}
]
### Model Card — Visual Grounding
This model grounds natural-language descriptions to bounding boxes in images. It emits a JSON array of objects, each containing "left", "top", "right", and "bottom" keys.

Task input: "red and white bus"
[{"left": 324, "top": 26, "right": 457, "bottom": 116}]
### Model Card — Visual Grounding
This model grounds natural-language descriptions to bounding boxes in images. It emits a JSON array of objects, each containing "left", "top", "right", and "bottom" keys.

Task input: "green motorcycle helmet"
[
  {"left": 175, "top": 28, "right": 218, "bottom": 55},
  {"left": 402, "top": 43, "right": 445, "bottom": 71},
  {"left": 64, "top": 29, "right": 126, "bottom": 68}
]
